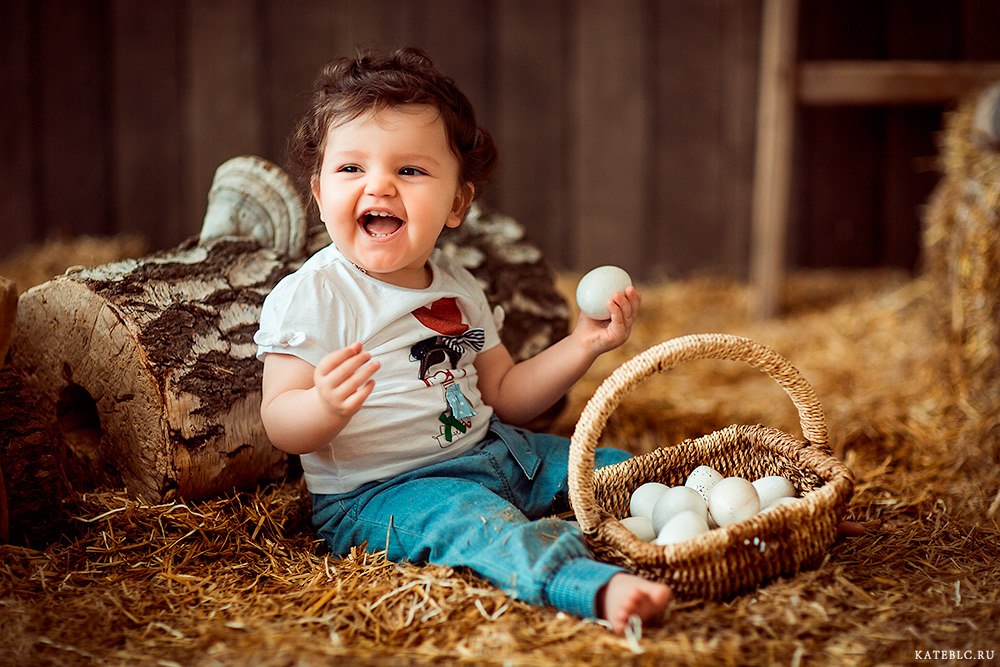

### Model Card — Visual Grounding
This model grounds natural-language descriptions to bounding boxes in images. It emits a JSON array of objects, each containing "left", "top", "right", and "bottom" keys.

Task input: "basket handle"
[{"left": 568, "top": 333, "right": 827, "bottom": 534}]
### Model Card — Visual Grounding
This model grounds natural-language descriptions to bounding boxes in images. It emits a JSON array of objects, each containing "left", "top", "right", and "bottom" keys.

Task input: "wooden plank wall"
[
  {"left": 794, "top": 0, "right": 1000, "bottom": 269},
  {"left": 2, "top": 0, "right": 998, "bottom": 281}
]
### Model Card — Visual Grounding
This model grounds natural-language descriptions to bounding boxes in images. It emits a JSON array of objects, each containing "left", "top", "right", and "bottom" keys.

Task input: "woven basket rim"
[
  {"left": 566, "top": 334, "right": 855, "bottom": 598},
  {"left": 569, "top": 334, "right": 829, "bottom": 531}
]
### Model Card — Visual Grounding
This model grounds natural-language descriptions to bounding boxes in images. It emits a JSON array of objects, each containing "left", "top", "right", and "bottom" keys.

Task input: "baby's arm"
[
  {"left": 260, "top": 343, "right": 379, "bottom": 454},
  {"left": 475, "top": 286, "right": 641, "bottom": 426}
]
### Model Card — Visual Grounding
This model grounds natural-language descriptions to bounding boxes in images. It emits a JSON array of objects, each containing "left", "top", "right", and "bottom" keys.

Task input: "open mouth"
[{"left": 360, "top": 211, "right": 404, "bottom": 237}]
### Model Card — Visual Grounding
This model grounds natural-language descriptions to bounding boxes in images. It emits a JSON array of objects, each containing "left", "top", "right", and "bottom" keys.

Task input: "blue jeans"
[{"left": 310, "top": 417, "right": 632, "bottom": 619}]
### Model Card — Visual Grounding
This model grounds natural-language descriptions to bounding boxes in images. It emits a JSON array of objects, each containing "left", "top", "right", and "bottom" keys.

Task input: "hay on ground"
[{"left": 2, "top": 233, "right": 999, "bottom": 664}]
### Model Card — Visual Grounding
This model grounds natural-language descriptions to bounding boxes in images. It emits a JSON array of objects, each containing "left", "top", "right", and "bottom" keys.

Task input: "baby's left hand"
[{"left": 574, "top": 285, "right": 642, "bottom": 355}]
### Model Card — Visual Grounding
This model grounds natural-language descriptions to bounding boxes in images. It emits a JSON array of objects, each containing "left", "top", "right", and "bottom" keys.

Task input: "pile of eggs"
[{"left": 623, "top": 466, "right": 799, "bottom": 546}]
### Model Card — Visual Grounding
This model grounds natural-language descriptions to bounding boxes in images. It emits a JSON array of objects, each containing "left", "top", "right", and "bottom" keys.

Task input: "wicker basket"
[{"left": 568, "top": 333, "right": 855, "bottom": 600}]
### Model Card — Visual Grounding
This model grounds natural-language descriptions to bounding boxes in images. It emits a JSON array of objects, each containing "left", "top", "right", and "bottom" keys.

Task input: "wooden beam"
[
  {"left": 750, "top": 0, "right": 799, "bottom": 318},
  {"left": 798, "top": 60, "right": 1000, "bottom": 106}
]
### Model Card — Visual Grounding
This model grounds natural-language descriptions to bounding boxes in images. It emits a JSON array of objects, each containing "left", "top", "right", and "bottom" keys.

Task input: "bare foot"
[{"left": 597, "top": 573, "right": 672, "bottom": 634}]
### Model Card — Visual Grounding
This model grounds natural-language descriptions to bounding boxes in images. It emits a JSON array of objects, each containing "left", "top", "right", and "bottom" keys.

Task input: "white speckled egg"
[
  {"left": 684, "top": 465, "right": 724, "bottom": 504},
  {"left": 576, "top": 265, "right": 632, "bottom": 320},
  {"left": 752, "top": 475, "right": 797, "bottom": 509},
  {"left": 708, "top": 477, "right": 761, "bottom": 526},
  {"left": 629, "top": 482, "right": 669, "bottom": 519},
  {"left": 651, "top": 485, "right": 708, "bottom": 534},
  {"left": 760, "top": 496, "right": 799, "bottom": 513},
  {"left": 653, "top": 510, "right": 710, "bottom": 546},
  {"left": 620, "top": 516, "right": 657, "bottom": 542}
]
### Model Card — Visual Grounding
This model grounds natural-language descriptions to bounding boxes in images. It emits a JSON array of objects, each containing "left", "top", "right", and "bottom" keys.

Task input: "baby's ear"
[
  {"left": 310, "top": 176, "right": 324, "bottom": 221},
  {"left": 447, "top": 183, "right": 475, "bottom": 228}
]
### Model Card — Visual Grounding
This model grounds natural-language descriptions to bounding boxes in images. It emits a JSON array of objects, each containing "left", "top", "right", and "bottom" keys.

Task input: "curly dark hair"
[{"left": 288, "top": 47, "right": 498, "bottom": 206}]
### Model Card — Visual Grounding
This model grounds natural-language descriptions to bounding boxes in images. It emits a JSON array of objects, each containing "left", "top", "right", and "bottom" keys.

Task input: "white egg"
[
  {"left": 620, "top": 516, "right": 657, "bottom": 542},
  {"left": 651, "top": 485, "right": 708, "bottom": 534},
  {"left": 629, "top": 482, "right": 669, "bottom": 519},
  {"left": 684, "top": 465, "right": 723, "bottom": 504},
  {"left": 760, "top": 496, "right": 799, "bottom": 513},
  {"left": 653, "top": 510, "right": 710, "bottom": 546},
  {"left": 752, "top": 475, "right": 797, "bottom": 509},
  {"left": 576, "top": 265, "right": 632, "bottom": 320},
  {"left": 708, "top": 477, "right": 761, "bottom": 526}
]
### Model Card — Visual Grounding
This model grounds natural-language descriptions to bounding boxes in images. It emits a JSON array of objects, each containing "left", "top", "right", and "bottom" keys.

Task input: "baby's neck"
[{"left": 362, "top": 262, "right": 434, "bottom": 290}]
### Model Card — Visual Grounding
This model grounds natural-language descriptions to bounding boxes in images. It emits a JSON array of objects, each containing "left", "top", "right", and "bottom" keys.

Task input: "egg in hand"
[{"left": 576, "top": 265, "right": 632, "bottom": 320}]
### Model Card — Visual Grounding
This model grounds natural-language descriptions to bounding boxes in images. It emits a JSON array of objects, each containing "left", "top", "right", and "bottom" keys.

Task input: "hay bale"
[{"left": 923, "top": 86, "right": 1000, "bottom": 404}]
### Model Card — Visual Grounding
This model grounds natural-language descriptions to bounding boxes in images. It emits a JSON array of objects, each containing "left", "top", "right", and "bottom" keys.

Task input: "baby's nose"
[{"left": 364, "top": 171, "right": 397, "bottom": 198}]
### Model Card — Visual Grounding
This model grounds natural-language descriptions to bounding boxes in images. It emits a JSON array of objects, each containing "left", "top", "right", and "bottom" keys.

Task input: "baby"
[{"left": 254, "top": 47, "right": 671, "bottom": 633}]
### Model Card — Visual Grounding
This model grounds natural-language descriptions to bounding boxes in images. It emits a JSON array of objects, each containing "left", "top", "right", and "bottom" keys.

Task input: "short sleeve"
[{"left": 254, "top": 269, "right": 355, "bottom": 367}]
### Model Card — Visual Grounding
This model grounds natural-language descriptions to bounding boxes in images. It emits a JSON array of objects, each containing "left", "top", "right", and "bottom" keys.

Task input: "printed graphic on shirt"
[{"left": 410, "top": 297, "right": 485, "bottom": 447}]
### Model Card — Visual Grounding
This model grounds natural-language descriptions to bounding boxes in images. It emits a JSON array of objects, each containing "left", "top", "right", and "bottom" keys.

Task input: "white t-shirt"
[{"left": 254, "top": 244, "right": 502, "bottom": 494}]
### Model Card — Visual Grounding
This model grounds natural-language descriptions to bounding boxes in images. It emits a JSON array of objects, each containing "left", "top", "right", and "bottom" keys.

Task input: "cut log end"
[{"left": 11, "top": 239, "right": 292, "bottom": 501}]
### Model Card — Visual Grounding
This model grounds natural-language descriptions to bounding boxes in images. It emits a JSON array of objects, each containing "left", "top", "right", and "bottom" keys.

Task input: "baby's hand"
[
  {"left": 575, "top": 285, "right": 642, "bottom": 355},
  {"left": 314, "top": 342, "right": 380, "bottom": 418}
]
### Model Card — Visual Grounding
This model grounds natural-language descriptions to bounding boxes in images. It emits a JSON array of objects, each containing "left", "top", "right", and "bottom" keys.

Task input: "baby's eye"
[
  {"left": 338, "top": 165, "right": 362, "bottom": 173},
  {"left": 399, "top": 167, "right": 427, "bottom": 176}
]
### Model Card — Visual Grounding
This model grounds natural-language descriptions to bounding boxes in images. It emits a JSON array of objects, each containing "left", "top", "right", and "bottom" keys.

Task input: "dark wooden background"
[{"left": 3, "top": 0, "right": 999, "bottom": 280}]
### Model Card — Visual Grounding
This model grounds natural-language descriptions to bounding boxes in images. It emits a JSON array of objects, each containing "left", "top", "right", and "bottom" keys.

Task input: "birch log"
[
  {"left": 7, "top": 158, "right": 569, "bottom": 504},
  {"left": 11, "top": 238, "right": 295, "bottom": 501}
]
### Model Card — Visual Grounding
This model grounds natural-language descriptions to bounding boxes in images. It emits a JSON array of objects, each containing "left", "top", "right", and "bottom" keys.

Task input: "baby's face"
[{"left": 312, "top": 104, "right": 469, "bottom": 289}]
